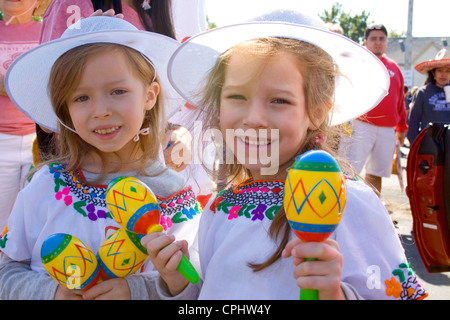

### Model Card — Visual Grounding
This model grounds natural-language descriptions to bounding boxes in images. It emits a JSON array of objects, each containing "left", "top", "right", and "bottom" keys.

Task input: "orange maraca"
[{"left": 284, "top": 150, "right": 346, "bottom": 299}]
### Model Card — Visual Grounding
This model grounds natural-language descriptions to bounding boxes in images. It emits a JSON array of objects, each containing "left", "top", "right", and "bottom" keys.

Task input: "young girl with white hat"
[
  {"left": 142, "top": 10, "right": 428, "bottom": 300},
  {"left": 0, "top": 16, "right": 201, "bottom": 300}
]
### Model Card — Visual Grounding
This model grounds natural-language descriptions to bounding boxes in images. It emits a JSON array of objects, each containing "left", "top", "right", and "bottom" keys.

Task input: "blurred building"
[{"left": 386, "top": 36, "right": 449, "bottom": 88}]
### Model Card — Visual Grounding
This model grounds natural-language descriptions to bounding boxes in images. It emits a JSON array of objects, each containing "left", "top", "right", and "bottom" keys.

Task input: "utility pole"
[{"left": 404, "top": 0, "right": 414, "bottom": 87}]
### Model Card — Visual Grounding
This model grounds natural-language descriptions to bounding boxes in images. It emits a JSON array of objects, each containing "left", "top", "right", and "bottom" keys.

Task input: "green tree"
[
  {"left": 206, "top": 16, "right": 217, "bottom": 29},
  {"left": 389, "top": 29, "right": 406, "bottom": 38},
  {"left": 319, "top": 2, "right": 370, "bottom": 44}
]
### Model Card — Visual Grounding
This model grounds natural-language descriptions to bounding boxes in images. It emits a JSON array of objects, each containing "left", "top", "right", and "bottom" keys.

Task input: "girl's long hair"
[{"left": 197, "top": 37, "right": 353, "bottom": 271}]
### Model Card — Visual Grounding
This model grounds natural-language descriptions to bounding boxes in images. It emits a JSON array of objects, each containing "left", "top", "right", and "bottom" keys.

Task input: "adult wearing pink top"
[
  {"left": 0, "top": 0, "right": 44, "bottom": 230},
  {"left": 40, "top": 0, "right": 207, "bottom": 43},
  {"left": 339, "top": 24, "right": 408, "bottom": 196}
]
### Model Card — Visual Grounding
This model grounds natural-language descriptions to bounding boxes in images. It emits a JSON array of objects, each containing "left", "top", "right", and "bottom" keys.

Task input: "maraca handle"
[
  {"left": 178, "top": 254, "right": 200, "bottom": 284},
  {"left": 300, "top": 258, "right": 319, "bottom": 300},
  {"left": 149, "top": 225, "right": 200, "bottom": 284},
  {"left": 300, "top": 288, "right": 319, "bottom": 300}
]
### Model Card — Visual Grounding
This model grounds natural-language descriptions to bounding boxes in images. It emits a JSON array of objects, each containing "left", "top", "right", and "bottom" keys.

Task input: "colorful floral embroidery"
[
  {"left": 385, "top": 263, "right": 428, "bottom": 300},
  {"left": 49, "top": 163, "right": 201, "bottom": 228},
  {"left": 228, "top": 205, "right": 241, "bottom": 220},
  {"left": 251, "top": 204, "right": 267, "bottom": 221},
  {"left": 210, "top": 180, "right": 284, "bottom": 222},
  {"left": 55, "top": 186, "right": 72, "bottom": 206},
  {"left": 385, "top": 277, "right": 402, "bottom": 299},
  {"left": 160, "top": 216, "right": 173, "bottom": 231},
  {"left": 159, "top": 187, "right": 201, "bottom": 224},
  {"left": 50, "top": 163, "right": 110, "bottom": 221}
]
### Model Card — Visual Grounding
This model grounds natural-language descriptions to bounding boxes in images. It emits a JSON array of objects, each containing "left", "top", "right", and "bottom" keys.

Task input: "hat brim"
[
  {"left": 168, "top": 22, "right": 389, "bottom": 126},
  {"left": 6, "top": 29, "right": 182, "bottom": 133},
  {"left": 414, "top": 59, "right": 450, "bottom": 75}
]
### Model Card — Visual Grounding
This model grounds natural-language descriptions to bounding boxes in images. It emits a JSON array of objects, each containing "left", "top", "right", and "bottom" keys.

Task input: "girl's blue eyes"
[
  {"left": 112, "top": 89, "right": 127, "bottom": 95},
  {"left": 74, "top": 90, "right": 127, "bottom": 102},
  {"left": 227, "top": 94, "right": 245, "bottom": 100},
  {"left": 226, "top": 95, "right": 290, "bottom": 104},
  {"left": 75, "top": 96, "right": 89, "bottom": 103},
  {"left": 272, "top": 98, "right": 289, "bottom": 104}
]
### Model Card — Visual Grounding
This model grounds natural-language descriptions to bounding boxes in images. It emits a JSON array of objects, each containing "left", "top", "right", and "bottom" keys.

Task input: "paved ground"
[{"left": 380, "top": 146, "right": 450, "bottom": 300}]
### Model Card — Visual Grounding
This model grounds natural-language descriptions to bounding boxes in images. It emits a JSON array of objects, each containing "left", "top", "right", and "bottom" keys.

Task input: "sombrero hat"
[
  {"left": 5, "top": 16, "right": 183, "bottom": 133},
  {"left": 415, "top": 49, "right": 450, "bottom": 75},
  {"left": 167, "top": 10, "right": 389, "bottom": 126}
]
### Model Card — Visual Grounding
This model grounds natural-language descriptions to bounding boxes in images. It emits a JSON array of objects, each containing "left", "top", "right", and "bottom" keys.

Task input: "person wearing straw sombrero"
[
  {"left": 142, "top": 10, "right": 428, "bottom": 300},
  {"left": 0, "top": 0, "right": 49, "bottom": 232},
  {"left": 0, "top": 16, "right": 202, "bottom": 300},
  {"left": 406, "top": 49, "right": 450, "bottom": 144}
]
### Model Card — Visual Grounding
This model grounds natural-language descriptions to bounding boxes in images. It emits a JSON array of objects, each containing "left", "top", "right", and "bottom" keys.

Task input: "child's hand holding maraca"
[
  {"left": 106, "top": 176, "right": 200, "bottom": 285},
  {"left": 82, "top": 278, "right": 131, "bottom": 300},
  {"left": 141, "top": 233, "right": 192, "bottom": 296},
  {"left": 54, "top": 286, "right": 84, "bottom": 300},
  {"left": 284, "top": 150, "right": 346, "bottom": 300},
  {"left": 282, "top": 237, "right": 345, "bottom": 300}
]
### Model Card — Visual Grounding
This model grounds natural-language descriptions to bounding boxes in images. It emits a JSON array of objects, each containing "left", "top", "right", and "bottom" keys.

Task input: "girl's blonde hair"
[
  {"left": 38, "top": 43, "right": 165, "bottom": 184},
  {"left": 198, "top": 37, "right": 352, "bottom": 271}
]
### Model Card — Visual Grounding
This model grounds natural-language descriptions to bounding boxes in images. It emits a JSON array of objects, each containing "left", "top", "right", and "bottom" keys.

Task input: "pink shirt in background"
[
  {"left": 39, "top": 0, "right": 147, "bottom": 43},
  {"left": 0, "top": 20, "right": 42, "bottom": 136},
  {"left": 40, "top": 0, "right": 208, "bottom": 43}
]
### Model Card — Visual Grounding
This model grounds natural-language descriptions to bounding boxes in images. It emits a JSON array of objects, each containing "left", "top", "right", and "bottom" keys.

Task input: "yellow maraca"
[
  {"left": 106, "top": 176, "right": 199, "bottom": 284},
  {"left": 41, "top": 233, "right": 100, "bottom": 291},
  {"left": 284, "top": 150, "right": 346, "bottom": 299},
  {"left": 97, "top": 228, "right": 148, "bottom": 279},
  {"left": 106, "top": 176, "right": 162, "bottom": 235}
]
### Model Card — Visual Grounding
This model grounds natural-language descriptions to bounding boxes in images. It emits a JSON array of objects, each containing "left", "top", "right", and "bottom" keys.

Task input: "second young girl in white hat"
[{"left": 142, "top": 10, "right": 428, "bottom": 300}]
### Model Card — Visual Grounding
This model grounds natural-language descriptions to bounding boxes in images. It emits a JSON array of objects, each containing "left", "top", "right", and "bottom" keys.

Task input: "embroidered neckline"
[
  {"left": 49, "top": 163, "right": 110, "bottom": 221},
  {"left": 210, "top": 180, "right": 285, "bottom": 221},
  {"left": 49, "top": 163, "right": 201, "bottom": 228},
  {"left": 231, "top": 178, "right": 284, "bottom": 193}
]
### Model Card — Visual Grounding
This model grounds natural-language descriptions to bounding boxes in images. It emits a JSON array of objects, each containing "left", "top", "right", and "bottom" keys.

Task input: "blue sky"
[{"left": 205, "top": 0, "right": 449, "bottom": 38}]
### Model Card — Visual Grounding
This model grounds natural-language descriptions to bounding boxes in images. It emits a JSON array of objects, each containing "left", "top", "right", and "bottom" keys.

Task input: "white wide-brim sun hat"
[
  {"left": 168, "top": 10, "right": 390, "bottom": 126},
  {"left": 5, "top": 16, "right": 183, "bottom": 133}
]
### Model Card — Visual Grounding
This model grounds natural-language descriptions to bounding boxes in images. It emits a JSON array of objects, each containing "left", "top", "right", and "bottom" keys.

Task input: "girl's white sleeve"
[
  {"left": 335, "top": 180, "right": 427, "bottom": 300},
  {"left": 0, "top": 184, "right": 57, "bottom": 299}
]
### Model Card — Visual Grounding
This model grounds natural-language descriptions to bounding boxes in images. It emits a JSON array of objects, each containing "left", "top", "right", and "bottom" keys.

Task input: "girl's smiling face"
[
  {"left": 219, "top": 51, "right": 314, "bottom": 179},
  {"left": 67, "top": 49, "right": 159, "bottom": 164}
]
